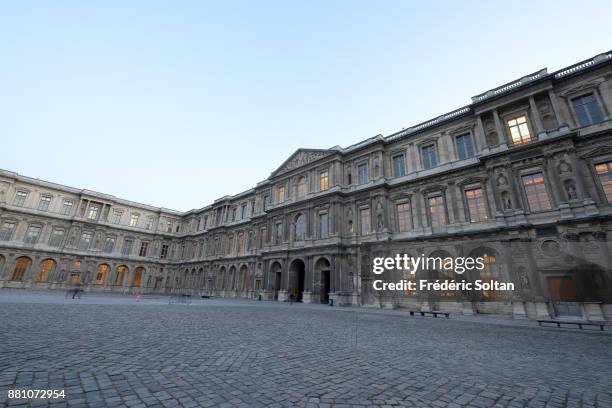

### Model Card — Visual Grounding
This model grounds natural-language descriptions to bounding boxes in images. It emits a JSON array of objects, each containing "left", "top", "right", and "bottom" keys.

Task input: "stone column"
[
  {"left": 474, "top": 115, "right": 487, "bottom": 151},
  {"left": 493, "top": 110, "right": 506, "bottom": 146},
  {"left": 547, "top": 90, "right": 573, "bottom": 128},
  {"left": 528, "top": 96, "right": 544, "bottom": 136}
]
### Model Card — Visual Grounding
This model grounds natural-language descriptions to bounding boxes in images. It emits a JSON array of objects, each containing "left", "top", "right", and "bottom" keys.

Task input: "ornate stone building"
[{"left": 2, "top": 51, "right": 612, "bottom": 320}]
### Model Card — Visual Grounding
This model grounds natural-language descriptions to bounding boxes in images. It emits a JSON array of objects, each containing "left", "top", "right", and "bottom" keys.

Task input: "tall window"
[
  {"left": 96, "top": 264, "right": 109, "bottom": 284},
  {"left": 38, "top": 259, "right": 55, "bottom": 282},
  {"left": 48, "top": 229, "right": 65, "bottom": 247},
  {"left": 455, "top": 133, "right": 475, "bottom": 160},
  {"left": 396, "top": 202, "right": 412, "bottom": 232},
  {"left": 277, "top": 186, "right": 285, "bottom": 203},
  {"left": 24, "top": 225, "right": 42, "bottom": 244},
  {"left": 121, "top": 239, "right": 133, "bottom": 256},
  {"left": 237, "top": 233, "right": 244, "bottom": 253},
  {"left": 480, "top": 254, "right": 502, "bottom": 299},
  {"left": 571, "top": 94, "right": 603, "bottom": 126},
  {"left": 0, "top": 221, "right": 16, "bottom": 241},
  {"left": 103, "top": 237, "right": 116, "bottom": 253},
  {"left": 358, "top": 163, "right": 369, "bottom": 184},
  {"left": 319, "top": 213, "right": 329, "bottom": 238},
  {"left": 139, "top": 241, "right": 149, "bottom": 257},
  {"left": 275, "top": 222, "right": 283, "bottom": 244},
  {"left": 392, "top": 154, "right": 406, "bottom": 178},
  {"left": 12, "top": 257, "right": 30, "bottom": 281},
  {"left": 13, "top": 191, "right": 28, "bottom": 207},
  {"left": 226, "top": 235, "right": 234, "bottom": 254},
  {"left": 297, "top": 177, "right": 308, "bottom": 197},
  {"left": 522, "top": 173, "right": 551, "bottom": 211},
  {"left": 319, "top": 170, "right": 329, "bottom": 191},
  {"left": 145, "top": 217, "right": 154, "bottom": 230},
  {"left": 428, "top": 196, "right": 446, "bottom": 228},
  {"left": 260, "top": 227, "right": 267, "bottom": 245},
  {"left": 507, "top": 115, "right": 531, "bottom": 144},
  {"left": 421, "top": 144, "right": 437, "bottom": 169},
  {"left": 129, "top": 214, "right": 139, "bottom": 227},
  {"left": 160, "top": 244, "right": 169, "bottom": 259},
  {"left": 62, "top": 200, "right": 74, "bottom": 215},
  {"left": 241, "top": 204, "right": 247, "bottom": 219},
  {"left": 115, "top": 265, "right": 126, "bottom": 285},
  {"left": 595, "top": 162, "right": 612, "bottom": 202},
  {"left": 263, "top": 195, "right": 269, "bottom": 211},
  {"left": 231, "top": 207, "right": 237, "bottom": 221},
  {"left": 111, "top": 210, "right": 122, "bottom": 224},
  {"left": 38, "top": 195, "right": 52, "bottom": 211},
  {"left": 87, "top": 204, "right": 100, "bottom": 220},
  {"left": 465, "top": 188, "right": 488, "bottom": 222},
  {"left": 78, "top": 232, "right": 92, "bottom": 250},
  {"left": 360, "top": 208, "right": 371, "bottom": 235},
  {"left": 294, "top": 214, "right": 305, "bottom": 240}
]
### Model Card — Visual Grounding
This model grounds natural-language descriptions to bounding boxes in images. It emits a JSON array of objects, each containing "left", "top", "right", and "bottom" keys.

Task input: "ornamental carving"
[{"left": 275, "top": 150, "right": 331, "bottom": 175}]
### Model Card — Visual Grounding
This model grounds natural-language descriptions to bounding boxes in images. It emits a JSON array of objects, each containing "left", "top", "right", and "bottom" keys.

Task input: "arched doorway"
[
  {"left": 271, "top": 261, "right": 282, "bottom": 300},
  {"left": 0, "top": 255, "right": 5, "bottom": 278},
  {"left": 115, "top": 265, "right": 128, "bottom": 286},
  {"left": 289, "top": 259, "right": 306, "bottom": 302},
  {"left": 218, "top": 267, "right": 226, "bottom": 290},
  {"left": 96, "top": 264, "right": 109, "bottom": 285},
  {"left": 38, "top": 259, "right": 56, "bottom": 282},
  {"left": 12, "top": 256, "right": 31, "bottom": 281},
  {"left": 240, "top": 265, "right": 248, "bottom": 291},
  {"left": 228, "top": 266, "right": 236, "bottom": 290},
  {"left": 132, "top": 267, "right": 144, "bottom": 287},
  {"left": 315, "top": 257, "right": 331, "bottom": 304}
]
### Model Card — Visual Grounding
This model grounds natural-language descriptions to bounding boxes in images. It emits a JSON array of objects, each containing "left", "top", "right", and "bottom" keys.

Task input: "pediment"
[{"left": 271, "top": 149, "right": 334, "bottom": 177}]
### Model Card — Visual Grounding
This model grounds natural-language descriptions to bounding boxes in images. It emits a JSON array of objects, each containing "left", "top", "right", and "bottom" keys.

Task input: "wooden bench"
[
  {"left": 537, "top": 319, "right": 605, "bottom": 331},
  {"left": 409, "top": 310, "right": 450, "bottom": 319}
]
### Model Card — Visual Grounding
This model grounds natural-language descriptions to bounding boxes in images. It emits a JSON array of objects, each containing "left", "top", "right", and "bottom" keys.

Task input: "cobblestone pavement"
[{"left": 1, "top": 292, "right": 611, "bottom": 408}]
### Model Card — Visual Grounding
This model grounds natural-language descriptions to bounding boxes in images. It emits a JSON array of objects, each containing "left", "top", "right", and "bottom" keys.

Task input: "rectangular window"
[
  {"left": 129, "top": 214, "right": 139, "bottom": 227},
  {"left": 277, "top": 186, "right": 285, "bottom": 203},
  {"left": 49, "top": 229, "right": 65, "bottom": 247},
  {"left": 13, "top": 191, "right": 28, "bottom": 207},
  {"left": 428, "top": 196, "right": 446, "bottom": 228},
  {"left": 319, "top": 213, "right": 329, "bottom": 238},
  {"left": 103, "top": 237, "right": 115, "bottom": 253},
  {"left": 87, "top": 204, "right": 100, "bottom": 220},
  {"left": 392, "top": 154, "right": 406, "bottom": 178},
  {"left": 241, "top": 204, "right": 247, "bottom": 219},
  {"left": 595, "top": 162, "right": 612, "bottom": 202},
  {"left": 145, "top": 217, "right": 154, "bottom": 230},
  {"left": 571, "top": 94, "right": 603, "bottom": 126},
  {"left": 160, "top": 244, "right": 169, "bottom": 259},
  {"left": 263, "top": 195, "right": 269, "bottom": 211},
  {"left": 508, "top": 115, "right": 531, "bottom": 145},
  {"left": 360, "top": 208, "right": 371, "bottom": 235},
  {"left": 111, "top": 210, "right": 122, "bottom": 224},
  {"left": 522, "top": 173, "right": 551, "bottom": 212},
  {"left": 358, "top": 163, "right": 369, "bottom": 184},
  {"left": 275, "top": 223, "right": 283, "bottom": 244},
  {"left": 319, "top": 170, "right": 329, "bottom": 191},
  {"left": 121, "top": 239, "right": 133, "bottom": 256},
  {"left": 24, "top": 225, "right": 42, "bottom": 244},
  {"left": 260, "top": 227, "right": 267, "bottom": 245},
  {"left": 62, "top": 200, "right": 74, "bottom": 216},
  {"left": 38, "top": 195, "right": 52, "bottom": 211},
  {"left": 0, "top": 221, "right": 16, "bottom": 241},
  {"left": 465, "top": 188, "right": 488, "bottom": 222},
  {"left": 455, "top": 133, "right": 475, "bottom": 160},
  {"left": 421, "top": 144, "right": 437, "bottom": 169},
  {"left": 396, "top": 202, "right": 412, "bottom": 232},
  {"left": 78, "top": 232, "right": 92, "bottom": 250},
  {"left": 139, "top": 241, "right": 149, "bottom": 257}
]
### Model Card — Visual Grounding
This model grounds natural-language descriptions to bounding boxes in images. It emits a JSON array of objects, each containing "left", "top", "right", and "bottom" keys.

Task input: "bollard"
[
  {"left": 329, "top": 299, "right": 334, "bottom": 307},
  {"left": 258, "top": 294, "right": 262, "bottom": 301}
]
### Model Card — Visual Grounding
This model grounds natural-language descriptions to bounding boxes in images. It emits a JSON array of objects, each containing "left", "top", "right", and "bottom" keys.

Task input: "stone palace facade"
[{"left": 2, "top": 51, "right": 612, "bottom": 320}]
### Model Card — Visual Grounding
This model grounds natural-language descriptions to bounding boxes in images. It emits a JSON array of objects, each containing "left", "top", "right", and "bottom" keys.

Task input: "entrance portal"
[
  {"left": 289, "top": 259, "right": 306, "bottom": 302},
  {"left": 315, "top": 257, "right": 331, "bottom": 304}
]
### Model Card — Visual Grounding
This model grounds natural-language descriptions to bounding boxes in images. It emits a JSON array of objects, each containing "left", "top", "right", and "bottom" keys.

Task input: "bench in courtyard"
[
  {"left": 537, "top": 319, "right": 606, "bottom": 331},
  {"left": 409, "top": 310, "right": 450, "bottom": 319}
]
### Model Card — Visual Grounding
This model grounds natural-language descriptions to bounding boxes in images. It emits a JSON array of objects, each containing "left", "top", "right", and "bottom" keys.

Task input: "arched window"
[
  {"left": 237, "top": 233, "right": 244, "bottom": 254},
  {"left": 132, "top": 267, "right": 144, "bottom": 287},
  {"left": 295, "top": 214, "right": 305, "bottom": 241},
  {"left": 12, "top": 257, "right": 31, "bottom": 281},
  {"left": 38, "top": 259, "right": 56, "bottom": 282},
  {"left": 96, "top": 264, "right": 109, "bottom": 284},
  {"left": 297, "top": 177, "right": 308, "bottom": 198},
  {"left": 115, "top": 265, "right": 127, "bottom": 286},
  {"left": 479, "top": 253, "right": 502, "bottom": 299},
  {"left": 241, "top": 265, "right": 248, "bottom": 290}
]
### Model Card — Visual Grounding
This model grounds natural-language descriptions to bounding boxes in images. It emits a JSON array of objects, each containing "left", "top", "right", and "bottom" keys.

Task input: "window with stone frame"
[
  {"left": 48, "top": 228, "right": 65, "bottom": 247},
  {"left": 594, "top": 161, "right": 612, "bottom": 202},
  {"left": 396, "top": 202, "right": 412, "bottom": 232},
  {"left": 357, "top": 163, "right": 369, "bottom": 184},
  {"left": 87, "top": 204, "right": 101, "bottom": 220},
  {"left": 0, "top": 221, "right": 16, "bottom": 241},
  {"left": 13, "top": 191, "right": 28, "bottom": 207},
  {"left": 360, "top": 208, "right": 371, "bottom": 235},
  {"left": 121, "top": 239, "right": 133, "bottom": 256},
  {"left": 129, "top": 213, "right": 139, "bottom": 227},
  {"left": 103, "top": 236, "right": 116, "bottom": 253},
  {"left": 24, "top": 225, "right": 42, "bottom": 244},
  {"left": 78, "top": 231, "right": 92, "bottom": 250},
  {"left": 521, "top": 173, "right": 551, "bottom": 211},
  {"left": 427, "top": 195, "right": 446, "bottom": 228},
  {"left": 160, "top": 243, "right": 169, "bottom": 259},
  {"left": 319, "top": 170, "right": 329, "bottom": 191},
  {"left": 277, "top": 186, "right": 285, "bottom": 203},
  {"left": 139, "top": 241, "right": 149, "bottom": 257},
  {"left": 571, "top": 93, "right": 603, "bottom": 126},
  {"left": 38, "top": 195, "right": 52, "bottom": 211},
  {"left": 62, "top": 199, "right": 74, "bottom": 215},
  {"left": 297, "top": 176, "right": 308, "bottom": 197},
  {"left": 294, "top": 214, "right": 305, "bottom": 240},
  {"left": 507, "top": 115, "right": 531, "bottom": 145},
  {"left": 421, "top": 144, "right": 438, "bottom": 169},
  {"left": 275, "top": 222, "right": 283, "bottom": 244},
  {"left": 465, "top": 187, "right": 488, "bottom": 222},
  {"left": 111, "top": 210, "right": 123, "bottom": 224},
  {"left": 455, "top": 133, "right": 475, "bottom": 160},
  {"left": 319, "top": 212, "right": 329, "bottom": 238},
  {"left": 392, "top": 154, "right": 406, "bottom": 178}
]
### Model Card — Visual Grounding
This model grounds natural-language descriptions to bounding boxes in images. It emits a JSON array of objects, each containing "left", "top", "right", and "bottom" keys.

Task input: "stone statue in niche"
[
  {"left": 484, "top": 119, "right": 498, "bottom": 146},
  {"left": 501, "top": 191, "right": 512, "bottom": 210},
  {"left": 518, "top": 267, "right": 530, "bottom": 290},
  {"left": 497, "top": 174, "right": 507, "bottom": 187},
  {"left": 376, "top": 199, "right": 384, "bottom": 230},
  {"left": 558, "top": 160, "right": 572, "bottom": 174},
  {"left": 347, "top": 208, "right": 354, "bottom": 233},
  {"left": 374, "top": 157, "right": 380, "bottom": 178},
  {"left": 565, "top": 180, "right": 578, "bottom": 200}
]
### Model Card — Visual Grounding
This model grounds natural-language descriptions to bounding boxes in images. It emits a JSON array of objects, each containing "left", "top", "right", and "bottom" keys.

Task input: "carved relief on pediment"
[{"left": 275, "top": 150, "right": 331, "bottom": 175}]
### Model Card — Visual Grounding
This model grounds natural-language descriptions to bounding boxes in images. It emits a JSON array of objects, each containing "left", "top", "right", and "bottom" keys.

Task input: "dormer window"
[{"left": 507, "top": 115, "right": 531, "bottom": 145}]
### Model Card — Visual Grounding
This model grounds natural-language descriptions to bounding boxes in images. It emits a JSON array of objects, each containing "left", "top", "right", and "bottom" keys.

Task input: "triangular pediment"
[{"left": 271, "top": 149, "right": 334, "bottom": 177}]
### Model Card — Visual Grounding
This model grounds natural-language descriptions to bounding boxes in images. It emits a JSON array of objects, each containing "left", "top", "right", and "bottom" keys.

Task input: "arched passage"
[
  {"left": 240, "top": 265, "right": 248, "bottom": 291},
  {"left": 228, "top": 266, "right": 236, "bottom": 290},
  {"left": 270, "top": 261, "right": 282, "bottom": 300},
  {"left": 38, "top": 259, "right": 57, "bottom": 282},
  {"left": 115, "top": 265, "right": 128, "bottom": 286},
  {"left": 289, "top": 259, "right": 306, "bottom": 302},
  {"left": 132, "top": 267, "right": 145, "bottom": 287},
  {"left": 12, "top": 256, "right": 31, "bottom": 281},
  {"left": 218, "top": 267, "right": 226, "bottom": 290},
  {"left": 315, "top": 257, "right": 331, "bottom": 303},
  {"left": 96, "top": 264, "right": 109, "bottom": 285},
  {"left": 0, "top": 255, "right": 5, "bottom": 278}
]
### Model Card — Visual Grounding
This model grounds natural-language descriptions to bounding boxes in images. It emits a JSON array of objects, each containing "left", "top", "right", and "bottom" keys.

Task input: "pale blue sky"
[{"left": 1, "top": 1, "right": 611, "bottom": 211}]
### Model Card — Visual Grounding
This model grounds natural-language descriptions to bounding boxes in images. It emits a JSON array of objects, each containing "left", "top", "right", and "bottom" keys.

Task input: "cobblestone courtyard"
[{"left": 1, "top": 292, "right": 611, "bottom": 408}]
